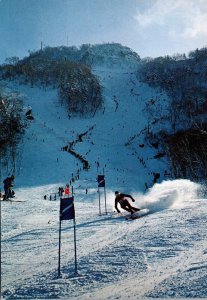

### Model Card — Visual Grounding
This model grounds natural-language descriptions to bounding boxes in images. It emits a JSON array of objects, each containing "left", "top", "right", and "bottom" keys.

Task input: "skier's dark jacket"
[
  {"left": 3, "top": 177, "right": 14, "bottom": 189},
  {"left": 115, "top": 193, "right": 135, "bottom": 213}
]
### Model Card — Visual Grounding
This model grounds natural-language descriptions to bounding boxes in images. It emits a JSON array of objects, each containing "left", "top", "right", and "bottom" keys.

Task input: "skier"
[
  {"left": 114, "top": 191, "right": 140, "bottom": 215},
  {"left": 64, "top": 184, "right": 70, "bottom": 195},
  {"left": 58, "top": 187, "right": 64, "bottom": 196},
  {"left": 3, "top": 175, "right": 15, "bottom": 200}
]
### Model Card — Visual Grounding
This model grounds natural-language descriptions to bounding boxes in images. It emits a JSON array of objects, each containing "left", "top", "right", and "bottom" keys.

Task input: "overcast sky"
[{"left": 0, "top": 0, "right": 207, "bottom": 63}]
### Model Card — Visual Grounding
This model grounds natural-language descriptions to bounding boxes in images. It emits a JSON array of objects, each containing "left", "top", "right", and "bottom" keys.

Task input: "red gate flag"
[
  {"left": 60, "top": 197, "right": 75, "bottom": 220},
  {"left": 97, "top": 175, "right": 105, "bottom": 187}
]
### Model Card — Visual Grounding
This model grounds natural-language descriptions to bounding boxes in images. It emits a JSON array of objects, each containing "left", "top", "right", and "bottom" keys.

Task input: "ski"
[
  {"left": 125, "top": 208, "right": 149, "bottom": 220},
  {"left": 0, "top": 198, "right": 26, "bottom": 202},
  {"left": 125, "top": 214, "right": 140, "bottom": 220}
]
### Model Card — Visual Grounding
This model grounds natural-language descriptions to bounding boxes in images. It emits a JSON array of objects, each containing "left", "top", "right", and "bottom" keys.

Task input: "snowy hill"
[
  {"left": 19, "top": 43, "right": 140, "bottom": 69},
  {"left": 1, "top": 46, "right": 207, "bottom": 299},
  {"left": 79, "top": 43, "right": 141, "bottom": 68},
  {"left": 1, "top": 58, "right": 168, "bottom": 190}
]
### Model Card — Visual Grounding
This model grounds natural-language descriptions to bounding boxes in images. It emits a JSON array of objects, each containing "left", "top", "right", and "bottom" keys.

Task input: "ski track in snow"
[
  {"left": 1, "top": 65, "right": 207, "bottom": 299},
  {"left": 2, "top": 184, "right": 207, "bottom": 299}
]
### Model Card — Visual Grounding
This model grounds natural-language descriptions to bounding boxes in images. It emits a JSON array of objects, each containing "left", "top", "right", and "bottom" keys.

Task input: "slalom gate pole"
[
  {"left": 102, "top": 168, "right": 107, "bottom": 214},
  {"left": 98, "top": 186, "right": 101, "bottom": 215},
  {"left": 73, "top": 218, "right": 78, "bottom": 274},
  {"left": 58, "top": 218, "right": 62, "bottom": 277},
  {"left": 104, "top": 185, "right": 107, "bottom": 215}
]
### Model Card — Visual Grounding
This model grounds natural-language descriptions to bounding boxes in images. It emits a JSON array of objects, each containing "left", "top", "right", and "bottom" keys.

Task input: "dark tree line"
[
  {"left": 140, "top": 47, "right": 207, "bottom": 129},
  {"left": 0, "top": 91, "right": 26, "bottom": 149},
  {"left": 160, "top": 128, "right": 207, "bottom": 180},
  {"left": 0, "top": 89, "right": 28, "bottom": 178}
]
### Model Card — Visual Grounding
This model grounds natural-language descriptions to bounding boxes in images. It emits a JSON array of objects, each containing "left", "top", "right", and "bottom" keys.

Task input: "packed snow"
[{"left": 1, "top": 61, "right": 207, "bottom": 299}]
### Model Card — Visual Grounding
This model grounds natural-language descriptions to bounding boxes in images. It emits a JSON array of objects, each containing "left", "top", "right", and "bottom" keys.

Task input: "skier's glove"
[{"left": 132, "top": 199, "right": 135, "bottom": 202}]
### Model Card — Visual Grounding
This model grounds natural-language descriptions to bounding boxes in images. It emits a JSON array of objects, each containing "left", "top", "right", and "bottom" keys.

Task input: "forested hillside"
[
  {"left": 0, "top": 43, "right": 207, "bottom": 183},
  {"left": 0, "top": 87, "right": 28, "bottom": 179},
  {"left": 0, "top": 48, "right": 103, "bottom": 117},
  {"left": 139, "top": 47, "right": 207, "bottom": 180}
]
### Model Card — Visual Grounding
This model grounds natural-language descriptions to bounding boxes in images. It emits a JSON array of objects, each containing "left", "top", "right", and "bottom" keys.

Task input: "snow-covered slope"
[
  {"left": 1, "top": 61, "right": 207, "bottom": 299},
  {"left": 2, "top": 62, "right": 168, "bottom": 191}
]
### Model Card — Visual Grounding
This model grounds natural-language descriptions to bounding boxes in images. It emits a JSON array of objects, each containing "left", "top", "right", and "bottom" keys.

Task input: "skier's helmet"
[{"left": 115, "top": 191, "right": 119, "bottom": 195}]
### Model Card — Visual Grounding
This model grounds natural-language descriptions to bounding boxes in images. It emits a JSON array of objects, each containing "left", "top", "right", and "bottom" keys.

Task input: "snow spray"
[
  {"left": 139, "top": 179, "right": 201, "bottom": 213},
  {"left": 101, "top": 180, "right": 201, "bottom": 214}
]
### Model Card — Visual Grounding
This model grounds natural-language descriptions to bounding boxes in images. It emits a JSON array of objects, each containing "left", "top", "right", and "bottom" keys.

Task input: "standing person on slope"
[
  {"left": 114, "top": 191, "right": 140, "bottom": 215},
  {"left": 3, "top": 175, "right": 15, "bottom": 200}
]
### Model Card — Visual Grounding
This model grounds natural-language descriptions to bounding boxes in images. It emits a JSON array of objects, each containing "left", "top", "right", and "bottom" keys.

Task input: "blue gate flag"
[
  {"left": 97, "top": 175, "right": 105, "bottom": 187},
  {"left": 60, "top": 197, "right": 75, "bottom": 221}
]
